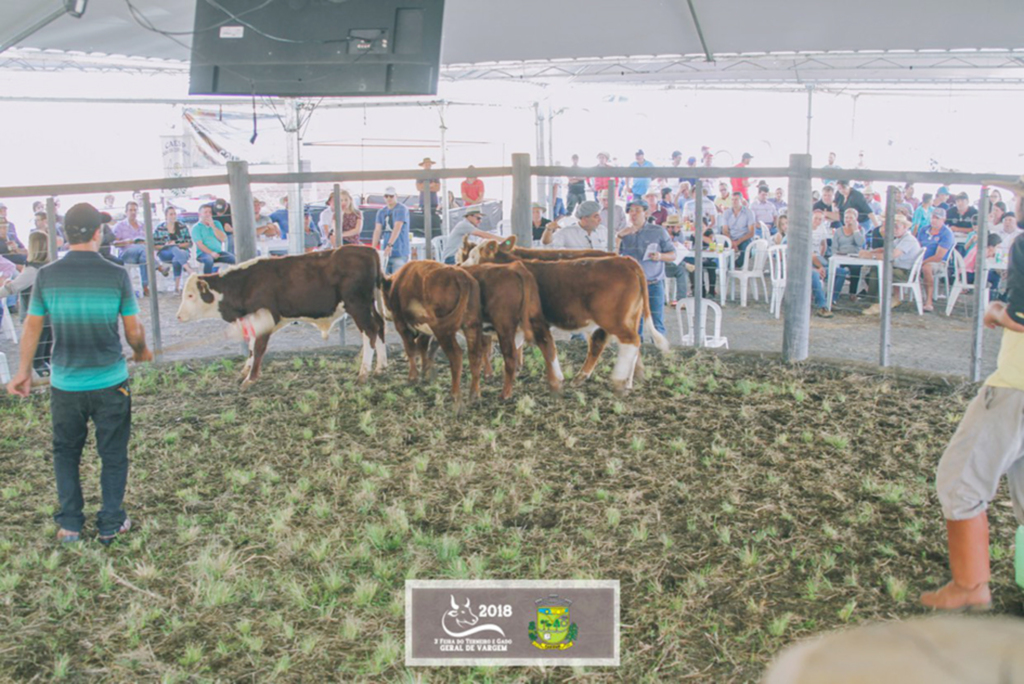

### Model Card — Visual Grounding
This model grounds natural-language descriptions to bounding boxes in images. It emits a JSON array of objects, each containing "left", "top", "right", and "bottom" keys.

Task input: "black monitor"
[{"left": 189, "top": 0, "right": 445, "bottom": 97}]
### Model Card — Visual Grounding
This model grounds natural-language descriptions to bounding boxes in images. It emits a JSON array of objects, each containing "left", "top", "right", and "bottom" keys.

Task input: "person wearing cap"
[
  {"left": 918, "top": 206, "right": 956, "bottom": 312},
  {"left": 373, "top": 187, "right": 411, "bottom": 275},
  {"left": 566, "top": 154, "right": 588, "bottom": 215},
  {"left": 460, "top": 167, "right": 485, "bottom": 206},
  {"left": 645, "top": 191, "right": 666, "bottom": 225},
  {"left": 722, "top": 192, "right": 758, "bottom": 267},
  {"left": 822, "top": 151, "right": 841, "bottom": 187},
  {"left": 920, "top": 235, "right": 1024, "bottom": 611},
  {"left": 680, "top": 156, "right": 699, "bottom": 190},
  {"left": 416, "top": 158, "right": 441, "bottom": 215},
  {"left": 590, "top": 152, "right": 613, "bottom": 201},
  {"left": 210, "top": 199, "right": 234, "bottom": 254},
  {"left": 530, "top": 203, "right": 551, "bottom": 242},
  {"left": 629, "top": 150, "right": 655, "bottom": 202},
  {"left": 668, "top": 151, "right": 684, "bottom": 183},
  {"left": 661, "top": 215, "right": 691, "bottom": 303},
  {"left": 6, "top": 203, "right": 152, "bottom": 546},
  {"left": 250, "top": 198, "right": 280, "bottom": 240},
  {"left": 946, "top": 192, "right": 978, "bottom": 239},
  {"left": 112, "top": 201, "right": 159, "bottom": 296},
  {"left": 934, "top": 186, "right": 951, "bottom": 212},
  {"left": 192, "top": 204, "right": 237, "bottom": 274},
  {"left": 542, "top": 200, "right": 607, "bottom": 251},
  {"left": 859, "top": 214, "right": 924, "bottom": 315},
  {"left": 443, "top": 207, "right": 495, "bottom": 264},
  {"left": 730, "top": 152, "right": 754, "bottom": 201},
  {"left": 617, "top": 199, "right": 674, "bottom": 337}
]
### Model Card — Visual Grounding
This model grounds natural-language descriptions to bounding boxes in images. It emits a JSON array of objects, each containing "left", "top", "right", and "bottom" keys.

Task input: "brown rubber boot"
[{"left": 920, "top": 513, "right": 992, "bottom": 611}]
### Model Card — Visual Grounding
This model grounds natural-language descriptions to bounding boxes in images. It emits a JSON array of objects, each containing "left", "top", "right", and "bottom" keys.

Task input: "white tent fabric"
[{"left": 3, "top": 0, "right": 1023, "bottom": 67}]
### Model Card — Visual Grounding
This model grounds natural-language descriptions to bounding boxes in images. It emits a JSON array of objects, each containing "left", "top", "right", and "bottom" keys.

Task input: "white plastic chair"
[
  {"left": 431, "top": 235, "right": 445, "bottom": 262},
  {"left": 933, "top": 251, "right": 952, "bottom": 300},
  {"left": 0, "top": 351, "right": 9, "bottom": 384},
  {"left": 1, "top": 297, "right": 18, "bottom": 343},
  {"left": 713, "top": 234, "right": 733, "bottom": 251},
  {"left": 675, "top": 298, "right": 729, "bottom": 349},
  {"left": 944, "top": 249, "right": 990, "bottom": 316},
  {"left": 893, "top": 251, "right": 926, "bottom": 316},
  {"left": 768, "top": 244, "right": 787, "bottom": 319},
  {"left": 728, "top": 238, "right": 769, "bottom": 307}
]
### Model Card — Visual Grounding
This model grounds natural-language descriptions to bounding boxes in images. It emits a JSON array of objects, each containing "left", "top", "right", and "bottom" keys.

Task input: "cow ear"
[
  {"left": 462, "top": 234, "right": 472, "bottom": 248},
  {"left": 499, "top": 236, "right": 516, "bottom": 252}
]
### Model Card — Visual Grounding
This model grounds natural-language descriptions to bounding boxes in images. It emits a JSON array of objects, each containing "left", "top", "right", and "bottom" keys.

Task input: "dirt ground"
[
  {"left": 0, "top": 287, "right": 995, "bottom": 379},
  {"left": 0, "top": 343, "right": 1020, "bottom": 682}
]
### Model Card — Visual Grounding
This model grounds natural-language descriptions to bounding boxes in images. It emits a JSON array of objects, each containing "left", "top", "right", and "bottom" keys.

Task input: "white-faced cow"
[
  {"left": 462, "top": 236, "right": 668, "bottom": 393},
  {"left": 176, "top": 246, "right": 387, "bottom": 387}
]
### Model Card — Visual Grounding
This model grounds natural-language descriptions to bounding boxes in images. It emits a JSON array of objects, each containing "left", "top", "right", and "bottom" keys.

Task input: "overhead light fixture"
[{"left": 64, "top": 0, "right": 88, "bottom": 18}]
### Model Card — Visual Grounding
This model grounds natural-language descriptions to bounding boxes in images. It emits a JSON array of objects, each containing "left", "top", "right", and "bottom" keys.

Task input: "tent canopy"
[{"left": 3, "top": 0, "right": 1024, "bottom": 85}]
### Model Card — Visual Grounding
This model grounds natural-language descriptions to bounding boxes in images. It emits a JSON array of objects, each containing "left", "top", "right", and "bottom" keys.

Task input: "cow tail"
[
  {"left": 374, "top": 259, "right": 389, "bottom": 332},
  {"left": 637, "top": 262, "right": 670, "bottom": 352},
  {"left": 517, "top": 268, "right": 537, "bottom": 345}
]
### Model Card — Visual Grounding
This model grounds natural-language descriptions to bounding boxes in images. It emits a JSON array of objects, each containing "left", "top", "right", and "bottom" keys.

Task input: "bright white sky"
[{"left": 2, "top": 65, "right": 1022, "bottom": 242}]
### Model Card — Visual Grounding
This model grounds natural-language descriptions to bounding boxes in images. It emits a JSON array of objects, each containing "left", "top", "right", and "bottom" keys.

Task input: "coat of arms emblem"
[{"left": 528, "top": 594, "right": 578, "bottom": 650}]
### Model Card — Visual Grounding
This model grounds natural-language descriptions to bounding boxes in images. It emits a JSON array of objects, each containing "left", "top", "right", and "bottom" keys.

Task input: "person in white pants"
[{"left": 921, "top": 237, "right": 1024, "bottom": 611}]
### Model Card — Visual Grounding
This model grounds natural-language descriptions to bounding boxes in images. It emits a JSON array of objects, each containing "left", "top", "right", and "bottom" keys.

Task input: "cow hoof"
[
  {"left": 241, "top": 378, "right": 256, "bottom": 391},
  {"left": 549, "top": 382, "right": 564, "bottom": 396},
  {"left": 570, "top": 375, "right": 587, "bottom": 388},
  {"left": 611, "top": 381, "right": 629, "bottom": 396},
  {"left": 357, "top": 372, "right": 369, "bottom": 384}
]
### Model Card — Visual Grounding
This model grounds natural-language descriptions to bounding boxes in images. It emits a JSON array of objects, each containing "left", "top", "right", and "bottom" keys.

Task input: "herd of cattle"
[{"left": 175, "top": 236, "right": 669, "bottom": 404}]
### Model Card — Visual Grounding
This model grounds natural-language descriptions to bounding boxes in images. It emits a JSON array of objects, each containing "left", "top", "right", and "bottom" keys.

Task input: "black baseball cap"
[
  {"left": 742, "top": 152, "right": 754, "bottom": 160},
  {"left": 64, "top": 203, "right": 103, "bottom": 240}
]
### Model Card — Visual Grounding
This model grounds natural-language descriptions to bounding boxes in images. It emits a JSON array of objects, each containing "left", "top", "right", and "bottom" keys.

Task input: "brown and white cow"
[
  {"left": 455, "top": 235, "right": 608, "bottom": 265},
  {"left": 461, "top": 261, "right": 562, "bottom": 399},
  {"left": 381, "top": 261, "right": 486, "bottom": 407},
  {"left": 176, "top": 246, "right": 387, "bottom": 387},
  {"left": 462, "top": 236, "right": 668, "bottom": 393}
]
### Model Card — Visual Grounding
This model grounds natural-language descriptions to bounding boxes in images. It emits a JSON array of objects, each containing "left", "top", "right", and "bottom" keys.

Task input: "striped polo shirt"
[{"left": 28, "top": 251, "right": 139, "bottom": 391}]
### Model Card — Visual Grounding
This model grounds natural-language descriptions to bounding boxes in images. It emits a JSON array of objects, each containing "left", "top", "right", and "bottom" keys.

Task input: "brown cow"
[
  {"left": 176, "top": 246, "right": 387, "bottom": 387},
  {"left": 381, "top": 261, "right": 486, "bottom": 407},
  {"left": 461, "top": 261, "right": 562, "bottom": 399},
  {"left": 462, "top": 236, "right": 669, "bottom": 393},
  {"left": 455, "top": 235, "right": 607, "bottom": 264}
]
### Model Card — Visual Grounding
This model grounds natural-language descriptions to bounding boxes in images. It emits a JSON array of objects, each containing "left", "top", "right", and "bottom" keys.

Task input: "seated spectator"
[
  {"left": 904, "top": 182, "right": 920, "bottom": 211},
  {"left": 530, "top": 203, "right": 551, "bottom": 243},
  {"left": 965, "top": 233, "right": 1003, "bottom": 291},
  {"left": 683, "top": 226, "right": 721, "bottom": 299},
  {"left": 814, "top": 186, "right": 841, "bottom": 229},
  {"left": 253, "top": 198, "right": 281, "bottom": 240},
  {"left": 674, "top": 182, "right": 694, "bottom": 215},
  {"left": 919, "top": 206, "right": 956, "bottom": 312},
  {"left": 191, "top": 204, "right": 237, "bottom": 274},
  {"left": 542, "top": 200, "right": 608, "bottom": 251},
  {"left": 31, "top": 211, "right": 66, "bottom": 250},
  {"left": 98, "top": 213, "right": 122, "bottom": 265},
  {"left": 721, "top": 192, "right": 757, "bottom": 267},
  {"left": 934, "top": 186, "right": 952, "bottom": 211},
  {"left": 154, "top": 206, "right": 193, "bottom": 293},
  {"left": 770, "top": 215, "right": 789, "bottom": 245},
  {"left": 0, "top": 253, "right": 17, "bottom": 283},
  {"left": 811, "top": 207, "right": 831, "bottom": 257},
  {"left": 911, "top": 193, "right": 933, "bottom": 236},
  {"left": 270, "top": 196, "right": 290, "bottom": 239},
  {"left": 0, "top": 232, "right": 53, "bottom": 374},
  {"left": 832, "top": 208, "right": 867, "bottom": 302},
  {"left": 113, "top": 201, "right": 161, "bottom": 296},
  {"left": 661, "top": 215, "right": 688, "bottom": 303},
  {"left": 945, "top": 192, "right": 978, "bottom": 240},
  {"left": 212, "top": 198, "right": 234, "bottom": 254},
  {"left": 659, "top": 188, "right": 676, "bottom": 218},
  {"left": 443, "top": 207, "right": 496, "bottom": 264},
  {"left": 681, "top": 188, "right": 719, "bottom": 232},
  {"left": 598, "top": 190, "right": 627, "bottom": 234},
  {"left": 714, "top": 182, "right": 732, "bottom": 212},
  {"left": 646, "top": 191, "right": 667, "bottom": 225},
  {"left": 860, "top": 215, "right": 924, "bottom": 314},
  {"left": 893, "top": 187, "right": 914, "bottom": 216},
  {"left": 770, "top": 187, "right": 787, "bottom": 212},
  {"left": 461, "top": 168, "right": 485, "bottom": 205},
  {"left": 0, "top": 220, "right": 26, "bottom": 267},
  {"left": 749, "top": 184, "right": 779, "bottom": 233},
  {"left": 993, "top": 213, "right": 1022, "bottom": 269},
  {"left": 617, "top": 199, "right": 674, "bottom": 337}
]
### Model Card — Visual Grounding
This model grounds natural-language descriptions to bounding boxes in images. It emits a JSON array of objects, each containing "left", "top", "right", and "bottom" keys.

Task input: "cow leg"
[
  {"left": 611, "top": 343, "right": 641, "bottom": 395},
  {"left": 395, "top": 323, "right": 420, "bottom": 382},
  {"left": 358, "top": 332, "right": 374, "bottom": 383},
  {"left": 480, "top": 333, "right": 495, "bottom": 380},
  {"left": 435, "top": 333, "right": 463, "bottom": 408},
  {"left": 374, "top": 332, "right": 388, "bottom": 374},
  {"left": 631, "top": 352, "right": 646, "bottom": 387},
  {"left": 573, "top": 328, "right": 610, "bottom": 386},
  {"left": 496, "top": 330, "right": 517, "bottom": 400},
  {"left": 241, "top": 334, "right": 271, "bottom": 389},
  {"left": 533, "top": 322, "right": 563, "bottom": 393},
  {"left": 463, "top": 327, "right": 485, "bottom": 402},
  {"left": 350, "top": 302, "right": 388, "bottom": 374},
  {"left": 421, "top": 337, "right": 438, "bottom": 381}
]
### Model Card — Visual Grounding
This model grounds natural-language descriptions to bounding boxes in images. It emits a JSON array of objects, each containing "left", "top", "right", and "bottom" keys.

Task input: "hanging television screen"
[{"left": 189, "top": 0, "right": 445, "bottom": 97}]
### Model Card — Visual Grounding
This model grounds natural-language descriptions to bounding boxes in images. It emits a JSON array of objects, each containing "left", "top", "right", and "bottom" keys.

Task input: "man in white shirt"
[
  {"left": 681, "top": 192, "right": 718, "bottom": 232},
  {"left": 542, "top": 200, "right": 608, "bottom": 251},
  {"left": 860, "top": 215, "right": 924, "bottom": 314}
]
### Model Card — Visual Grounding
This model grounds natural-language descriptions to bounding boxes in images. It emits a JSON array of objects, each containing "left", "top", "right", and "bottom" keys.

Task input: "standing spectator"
[
  {"left": 946, "top": 192, "right": 978, "bottom": 239},
  {"left": 749, "top": 185, "right": 779, "bottom": 233},
  {"left": 319, "top": 195, "right": 338, "bottom": 245},
  {"left": 154, "top": 207, "right": 193, "bottom": 292},
  {"left": 590, "top": 151, "right": 612, "bottom": 201},
  {"left": 835, "top": 180, "right": 873, "bottom": 231},
  {"left": 918, "top": 207, "right": 956, "bottom": 313},
  {"left": 629, "top": 149, "right": 655, "bottom": 202},
  {"left": 0, "top": 232, "right": 53, "bottom": 374},
  {"left": 667, "top": 151, "right": 684, "bottom": 184},
  {"left": 646, "top": 191, "right": 667, "bottom": 225},
  {"left": 416, "top": 157, "right": 441, "bottom": 216},
  {"left": 832, "top": 208, "right": 867, "bottom": 302},
  {"left": 191, "top": 204, "right": 237, "bottom": 274},
  {"left": 461, "top": 167, "right": 485, "bottom": 205},
  {"left": 330, "top": 190, "right": 362, "bottom": 247},
  {"left": 211, "top": 199, "right": 233, "bottom": 254},
  {"left": 770, "top": 188, "right": 787, "bottom": 213},
  {"left": 700, "top": 151, "right": 717, "bottom": 200},
  {"left": 6, "top": 203, "right": 152, "bottom": 545},
  {"left": 443, "top": 207, "right": 495, "bottom": 264},
  {"left": 566, "top": 155, "right": 588, "bottom": 214},
  {"left": 617, "top": 199, "right": 674, "bottom": 337},
  {"left": 919, "top": 237, "right": 1024, "bottom": 611},
  {"left": 530, "top": 203, "right": 551, "bottom": 243},
  {"left": 681, "top": 156, "right": 699, "bottom": 189},
  {"left": 543, "top": 200, "right": 608, "bottom": 251},
  {"left": 731, "top": 152, "right": 754, "bottom": 201},
  {"left": 551, "top": 181, "right": 567, "bottom": 219},
  {"left": 860, "top": 215, "right": 924, "bottom": 314},
  {"left": 722, "top": 192, "right": 757, "bottom": 267},
  {"left": 911, "top": 193, "right": 934, "bottom": 237},
  {"left": 822, "top": 151, "right": 841, "bottom": 186},
  {"left": 113, "top": 201, "right": 160, "bottom": 296},
  {"left": 373, "top": 186, "right": 411, "bottom": 275},
  {"left": 270, "top": 196, "right": 291, "bottom": 240}
]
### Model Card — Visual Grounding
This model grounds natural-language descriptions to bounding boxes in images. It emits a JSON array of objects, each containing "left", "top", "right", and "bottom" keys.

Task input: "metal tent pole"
[
  {"left": 970, "top": 191, "right": 990, "bottom": 382},
  {"left": 141, "top": 192, "right": 162, "bottom": 355},
  {"left": 439, "top": 102, "right": 451, "bottom": 237},
  {"left": 879, "top": 186, "right": 896, "bottom": 367},
  {"left": 286, "top": 99, "right": 304, "bottom": 256},
  {"left": 533, "top": 103, "right": 546, "bottom": 206},
  {"left": 783, "top": 154, "right": 813, "bottom": 362}
]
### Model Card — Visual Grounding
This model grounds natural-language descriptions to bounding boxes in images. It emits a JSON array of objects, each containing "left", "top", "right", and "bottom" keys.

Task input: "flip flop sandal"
[
  {"left": 98, "top": 518, "right": 132, "bottom": 546},
  {"left": 56, "top": 529, "right": 80, "bottom": 544}
]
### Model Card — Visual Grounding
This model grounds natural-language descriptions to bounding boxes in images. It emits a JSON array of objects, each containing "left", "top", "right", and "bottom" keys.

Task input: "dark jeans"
[
  {"left": 198, "top": 251, "right": 236, "bottom": 274},
  {"left": 638, "top": 279, "right": 666, "bottom": 338},
  {"left": 51, "top": 380, "right": 132, "bottom": 535},
  {"left": 2, "top": 253, "right": 26, "bottom": 266},
  {"left": 967, "top": 270, "right": 1001, "bottom": 289},
  {"left": 567, "top": 186, "right": 587, "bottom": 214},
  {"left": 683, "top": 257, "right": 718, "bottom": 294}
]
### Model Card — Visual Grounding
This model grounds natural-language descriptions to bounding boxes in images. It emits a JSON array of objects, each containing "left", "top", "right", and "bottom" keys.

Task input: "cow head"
[
  {"left": 455, "top": 235, "right": 475, "bottom": 265},
  {"left": 447, "top": 595, "right": 479, "bottom": 629},
  {"left": 176, "top": 274, "right": 223, "bottom": 322},
  {"left": 462, "top": 235, "right": 515, "bottom": 266}
]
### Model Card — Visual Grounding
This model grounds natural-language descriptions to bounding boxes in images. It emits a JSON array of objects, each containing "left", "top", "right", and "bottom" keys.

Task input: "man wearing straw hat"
[
  {"left": 6, "top": 203, "right": 152, "bottom": 545},
  {"left": 416, "top": 157, "right": 441, "bottom": 217},
  {"left": 859, "top": 213, "right": 923, "bottom": 315}
]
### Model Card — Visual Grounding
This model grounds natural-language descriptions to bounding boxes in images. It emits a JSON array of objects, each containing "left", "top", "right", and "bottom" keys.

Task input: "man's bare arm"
[{"left": 122, "top": 315, "right": 153, "bottom": 362}]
